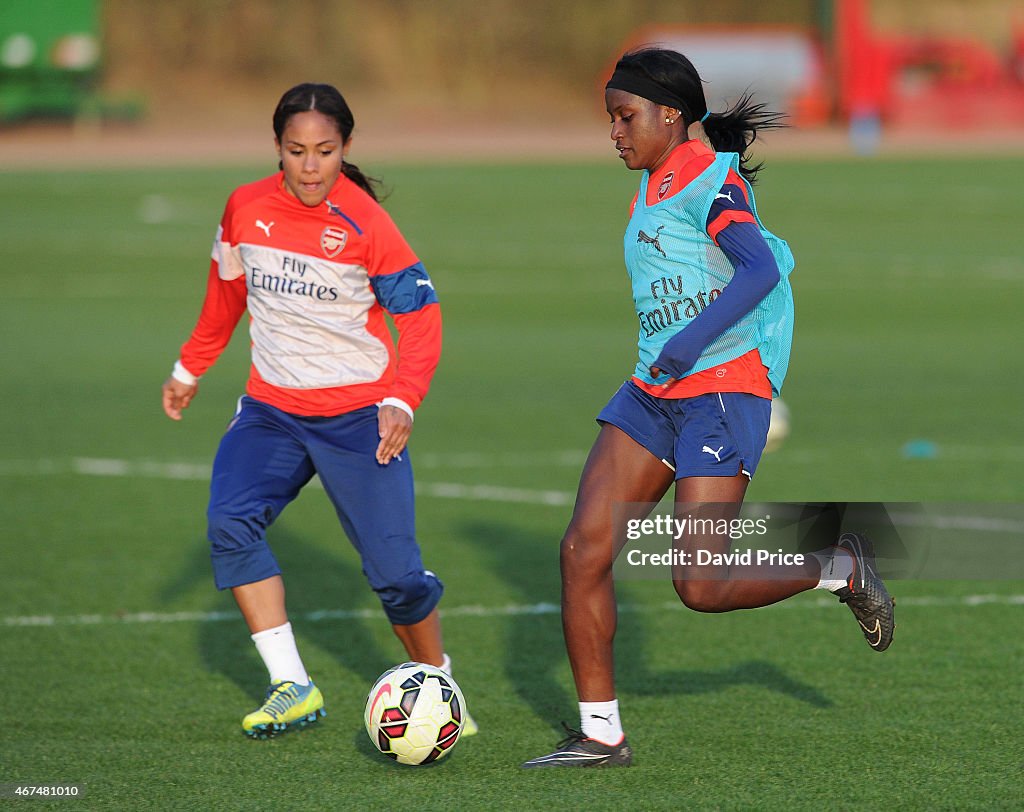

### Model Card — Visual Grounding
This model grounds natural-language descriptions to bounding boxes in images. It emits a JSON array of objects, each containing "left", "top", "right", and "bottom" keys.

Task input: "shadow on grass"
[
  {"left": 158, "top": 509, "right": 832, "bottom": 724},
  {"left": 159, "top": 524, "right": 400, "bottom": 700},
  {"left": 457, "top": 518, "right": 570, "bottom": 734},
  {"left": 618, "top": 655, "right": 832, "bottom": 708},
  {"left": 460, "top": 517, "right": 833, "bottom": 733}
]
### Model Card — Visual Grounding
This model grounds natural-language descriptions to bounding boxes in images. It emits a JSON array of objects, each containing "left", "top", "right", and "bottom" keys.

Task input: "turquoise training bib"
[{"left": 623, "top": 151, "right": 795, "bottom": 396}]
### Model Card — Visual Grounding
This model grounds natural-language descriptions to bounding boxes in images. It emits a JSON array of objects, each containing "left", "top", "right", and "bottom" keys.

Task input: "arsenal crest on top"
[{"left": 320, "top": 226, "right": 348, "bottom": 258}]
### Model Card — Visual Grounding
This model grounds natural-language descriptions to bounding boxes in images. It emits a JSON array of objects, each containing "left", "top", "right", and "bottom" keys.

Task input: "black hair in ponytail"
[
  {"left": 611, "top": 49, "right": 786, "bottom": 184},
  {"left": 272, "top": 83, "right": 381, "bottom": 201}
]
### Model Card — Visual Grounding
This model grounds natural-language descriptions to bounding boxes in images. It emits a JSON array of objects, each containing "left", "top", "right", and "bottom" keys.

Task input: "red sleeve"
[
  {"left": 365, "top": 206, "right": 442, "bottom": 410},
  {"left": 387, "top": 303, "right": 442, "bottom": 410},
  {"left": 366, "top": 207, "right": 420, "bottom": 278},
  {"left": 178, "top": 193, "right": 250, "bottom": 378},
  {"left": 178, "top": 258, "right": 248, "bottom": 378}
]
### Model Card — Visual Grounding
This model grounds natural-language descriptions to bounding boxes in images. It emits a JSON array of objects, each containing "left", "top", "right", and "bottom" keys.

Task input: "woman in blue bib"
[{"left": 522, "top": 48, "right": 894, "bottom": 769}]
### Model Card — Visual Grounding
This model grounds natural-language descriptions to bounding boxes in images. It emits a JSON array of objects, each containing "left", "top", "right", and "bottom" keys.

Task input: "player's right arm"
[
  {"left": 162, "top": 259, "right": 247, "bottom": 419},
  {"left": 162, "top": 376, "right": 197, "bottom": 421},
  {"left": 162, "top": 202, "right": 250, "bottom": 420}
]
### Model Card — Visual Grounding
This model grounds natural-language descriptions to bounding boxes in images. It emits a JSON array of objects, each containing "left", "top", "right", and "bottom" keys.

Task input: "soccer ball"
[
  {"left": 364, "top": 662, "right": 466, "bottom": 765},
  {"left": 765, "top": 397, "right": 791, "bottom": 453}
]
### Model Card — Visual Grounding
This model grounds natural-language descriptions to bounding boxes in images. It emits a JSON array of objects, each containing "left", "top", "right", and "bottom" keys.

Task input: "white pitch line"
[
  {"left": 416, "top": 481, "right": 573, "bottom": 506},
  {"left": 4, "top": 595, "right": 1022, "bottom": 628},
  {"left": 0, "top": 456, "right": 577, "bottom": 507},
  {"left": 3, "top": 457, "right": 1024, "bottom": 527},
  {"left": 415, "top": 449, "right": 587, "bottom": 469}
]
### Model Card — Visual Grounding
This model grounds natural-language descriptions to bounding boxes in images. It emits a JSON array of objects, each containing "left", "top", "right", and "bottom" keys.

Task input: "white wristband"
[
  {"left": 379, "top": 397, "right": 414, "bottom": 421},
  {"left": 171, "top": 360, "right": 198, "bottom": 386}
]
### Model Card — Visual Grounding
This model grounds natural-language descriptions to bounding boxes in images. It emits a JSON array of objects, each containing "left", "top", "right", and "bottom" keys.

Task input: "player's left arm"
[
  {"left": 650, "top": 179, "right": 780, "bottom": 379},
  {"left": 367, "top": 212, "right": 443, "bottom": 462},
  {"left": 371, "top": 279, "right": 441, "bottom": 463}
]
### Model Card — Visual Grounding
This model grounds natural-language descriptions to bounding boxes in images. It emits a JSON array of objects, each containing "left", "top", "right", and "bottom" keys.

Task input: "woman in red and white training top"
[{"left": 162, "top": 83, "right": 474, "bottom": 740}]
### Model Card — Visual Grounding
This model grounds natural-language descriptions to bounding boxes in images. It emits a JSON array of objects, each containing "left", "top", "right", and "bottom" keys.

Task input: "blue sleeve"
[
  {"left": 651, "top": 221, "right": 780, "bottom": 378},
  {"left": 706, "top": 182, "right": 753, "bottom": 231},
  {"left": 369, "top": 262, "right": 439, "bottom": 314}
]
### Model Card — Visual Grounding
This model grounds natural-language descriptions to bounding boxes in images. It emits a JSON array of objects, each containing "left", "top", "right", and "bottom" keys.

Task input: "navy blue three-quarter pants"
[{"left": 206, "top": 396, "right": 443, "bottom": 625}]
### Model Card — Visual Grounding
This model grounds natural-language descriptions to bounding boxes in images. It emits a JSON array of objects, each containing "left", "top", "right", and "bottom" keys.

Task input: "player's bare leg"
[
  {"left": 523, "top": 424, "right": 671, "bottom": 767},
  {"left": 560, "top": 425, "right": 675, "bottom": 702},
  {"left": 393, "top": 607, "right": 478, "bottom": 735},
  {"left": 232, "top": 575, "right": 324, "bottom": 737},
  {"left": 392, "top": 608, "right": 444, "bottom": 666},
  {"left": 670, "top": 477, "right": 896, "bottom": 648},
  {"left": 670, "top": 473, "right": 818, "bottom": 611},
  {"left": 232, "top": 575, "right": 288, "bottom": 633}
]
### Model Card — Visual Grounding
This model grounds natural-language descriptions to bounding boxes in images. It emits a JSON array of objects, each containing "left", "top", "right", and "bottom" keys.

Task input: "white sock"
[
  {"left": 251, "top": 622, "right": 310, "bottom": 686},
  {"left": 812, "top": 548, "right": 854, "bottom": 592},
  {"left": 580, "top": 699, "right": 624, "bottom": 745},
  {"left": 439, "top": 653, "right": 452, "bottom": 674}
]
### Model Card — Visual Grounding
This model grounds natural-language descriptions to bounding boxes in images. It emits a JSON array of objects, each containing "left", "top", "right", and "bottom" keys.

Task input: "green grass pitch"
[{"left": 1, "top": 156, "right": 1021, "bottom": 810}]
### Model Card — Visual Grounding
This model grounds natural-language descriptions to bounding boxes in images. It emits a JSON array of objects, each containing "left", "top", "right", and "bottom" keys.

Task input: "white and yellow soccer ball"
[
  {"left": 364, "top": 662, "right": 466, "bottom": 765},
  {"left": 765, "top": 397, "right": 791, "bottom": 453}
]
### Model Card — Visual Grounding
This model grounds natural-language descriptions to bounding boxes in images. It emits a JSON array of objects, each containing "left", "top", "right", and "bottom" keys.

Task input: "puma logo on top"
[{"left": 637, "top": 224, "right": 667, "bottom": 258}]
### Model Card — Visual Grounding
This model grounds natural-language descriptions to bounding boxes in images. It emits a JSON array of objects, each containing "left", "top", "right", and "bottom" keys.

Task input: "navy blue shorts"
[
  {"left": 205, "top": 396, "right": 442, "bottom": 625},
  {"left": 596, "top": 381, "right": 771, "bottom": 480}
]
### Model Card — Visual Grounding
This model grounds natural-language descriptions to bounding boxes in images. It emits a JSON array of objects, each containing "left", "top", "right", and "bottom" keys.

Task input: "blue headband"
[{"left": 701, "top": 110, "right": 711, "bottom": 123}]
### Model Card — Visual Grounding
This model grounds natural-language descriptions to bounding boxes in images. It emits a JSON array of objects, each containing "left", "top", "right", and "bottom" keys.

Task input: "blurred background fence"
[{"left": 2, "top": 0, "right": 1023, "bottom": 150}]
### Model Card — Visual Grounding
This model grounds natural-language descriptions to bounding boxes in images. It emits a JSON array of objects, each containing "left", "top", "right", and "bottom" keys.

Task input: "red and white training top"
[{"left": 176, "top": 172, "right": 441, "bottom": 417}]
